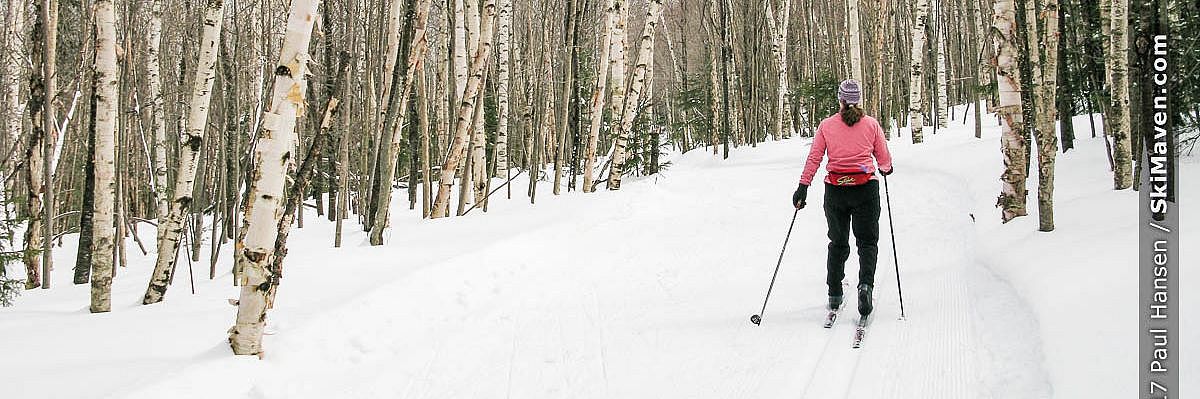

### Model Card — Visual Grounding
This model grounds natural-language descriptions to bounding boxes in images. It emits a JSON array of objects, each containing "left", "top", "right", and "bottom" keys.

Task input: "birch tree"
[
  {"left": 765, "top": 0, "right": 794, "bottom": 140},
  {"left": 380, "top": 0, "right": 405, "bottom": 106},
  {"left": 582, "top": 0, "right": 615, "bottom": 192},
  {"left": 605, "top": 0, "right": 664, "bottom": 190},
  {"left": 993, "top": 0, "right": 1029, "bottom": 223},
  {"left": 230, "top": 0, "right": 321, "bottom": 356},
  {"left": 144, "top": 0, "right": 226, "bottom": 304},
  {"left": 145, "top": 0, "right": 169, "bottom": 222},
  {"left": 1032, "top": 0, "right": 1060, "bottom": 231},
  {"left": 1108, "top": 0, "right": 1132, "bottom": 189},
  {"left": 90, "top": 0, "right": 119, "bottom": 313},
  {"left": 967, "top": 0, "right": 985, "bottom": 138},
  {"left": 38, "top": 0, "right": 57, "bottom": 290},
  {"left": 432, "top": 0, "right": 497, "bottom": 218},
  {"left": 908, "top": 0, "right": 930, "bottom": 143},
  {"left": 496, "top": 0, "right": 512, "bottom": 178},
  {"left": 608, "top": 0, "right": 629, "bottom": 137},
  {"left": 453, "top": 0, "right": 468, "bottom": 104},
  {"left": 22, "top": 0, "right": 43, "bottom": 289},
  {"left": 4, "top": 2, "right": 22, "bottom": 158},
  {"left": 369, "top": 0, "right": 432, "bottom": 245},
  {"left": 847, "top": 0, "right": 864, "bottom": 82},
  {"left": 467, "top": 0, "right": 488, "bottom": 204}
]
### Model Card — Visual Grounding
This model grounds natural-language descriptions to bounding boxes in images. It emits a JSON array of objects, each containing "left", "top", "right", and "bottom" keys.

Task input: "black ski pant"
[{"left": 822, "top": 180, "right": 881, "bottom": 297}]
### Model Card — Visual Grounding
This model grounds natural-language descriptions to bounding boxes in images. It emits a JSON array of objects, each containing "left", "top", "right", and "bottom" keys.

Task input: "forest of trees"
[{"left": 0, "top": 0, "right": 1195, "bottom": 355}]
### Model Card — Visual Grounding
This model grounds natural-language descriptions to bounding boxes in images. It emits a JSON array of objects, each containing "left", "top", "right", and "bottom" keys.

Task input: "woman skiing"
[{"left": 792, "top": 79, "right": 892, "bottom": 318}]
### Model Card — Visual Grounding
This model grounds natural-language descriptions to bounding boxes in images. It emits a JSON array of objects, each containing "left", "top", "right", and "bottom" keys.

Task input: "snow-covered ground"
[{"left": 2, "top": 107, "right": 1195, "bottom": 398}]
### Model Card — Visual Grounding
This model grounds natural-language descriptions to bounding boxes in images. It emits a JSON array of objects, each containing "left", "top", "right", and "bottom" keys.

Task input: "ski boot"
[
  {"left": 828, "top": 295, "right": 844, "bottom": 311},
  {"left": 857, "top": 283, "right": 873, "bottom": 316}
]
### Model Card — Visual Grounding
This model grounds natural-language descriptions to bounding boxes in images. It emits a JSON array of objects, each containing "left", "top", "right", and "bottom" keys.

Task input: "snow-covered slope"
[{"left": 2, "top": 108, "right": 1193, "bottom": 398}]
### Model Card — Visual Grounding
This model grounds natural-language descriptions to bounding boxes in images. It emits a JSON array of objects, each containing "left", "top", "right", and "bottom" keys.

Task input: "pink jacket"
[{"left": 799, "top": 114, "right": 893, "bottom": 186}]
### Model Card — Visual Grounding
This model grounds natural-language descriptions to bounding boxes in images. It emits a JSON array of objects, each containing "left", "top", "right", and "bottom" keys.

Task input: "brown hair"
[{"left": 840, "top": 101, "right": 864, "bottom": 126}]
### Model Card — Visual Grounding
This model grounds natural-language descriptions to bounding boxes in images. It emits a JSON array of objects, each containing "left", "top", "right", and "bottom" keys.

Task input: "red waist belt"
[{"left": 826, "top": 171, "right": 873, "bottom": 186}]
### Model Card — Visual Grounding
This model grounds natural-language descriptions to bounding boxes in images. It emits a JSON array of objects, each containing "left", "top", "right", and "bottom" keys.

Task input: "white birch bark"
[
  {"left": 605, "top": 0, "right": 664, "bottom": 190},
  {"left": 847, "top": 0, "right": 864, "bottom": 82},
  {"left": 144, "top": 0, "right": 226, "bottom": 304},
  {"left": 496, "top": 0, "right": 512, "bottom": 174},
  {"left": 707, "top": 36, "right": 720, "bottom": 152},
  {"left": 582, "top": 0, "right": 615, "bottom": 193},
  {"left": 453, "top": 0, "right": 468, "bottom": 104},
  {"left": 380, "top": 0, "right": 404, "bottom": 106},
  {"left": 1034, "top": 0, "right": 1060, "bottom": 231},
  {"left": 4, "top": 2, "right": 23, "bottom": 147},
  {"left": 145, "top": 0, "right": 169, "bottom": 223},
  {"left": 765, "top": 0, "right": 794, "bottom": 140},
  {"left": 432, "top": 0, "right": 497, "bottom": 218},
  {"left": 993, "top": 0, "right": 1028, "bottom": 223},
  {"left": 90, "top": 0, "right": 120, "bottom": 313},
  {"left": 370, "top": 0, "right": 432, "bottom": 244},
  {"left": 872, "top": 0, "right": 890, "bottom": 127},
  {"left": 608, "top": 0, "right": 629, "bottom": 129},
  {"left": 907, "top": 0, "right": 930, "bottom": 143},
  {"left": 230, "top": 0, "right": 321, "bottom": 356},
  {"left": 1108, "top": 0, "right": 1132, "bottom": 189},
  {"left": 468, "top": 0, "right": 487, "bottom": 204}
]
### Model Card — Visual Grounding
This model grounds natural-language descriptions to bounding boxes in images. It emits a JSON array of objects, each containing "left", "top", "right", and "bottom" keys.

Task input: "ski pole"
[
  {"left": 750, "top": 209, "right": 800, "bottom": 326},
  {"left": 882, "top": 174, "right": 906, "bottom": 320}
]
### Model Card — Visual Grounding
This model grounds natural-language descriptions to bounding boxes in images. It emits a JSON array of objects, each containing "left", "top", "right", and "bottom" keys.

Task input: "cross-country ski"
[{"left": 852, "top": 315, "right": 870, "bottom": 348}]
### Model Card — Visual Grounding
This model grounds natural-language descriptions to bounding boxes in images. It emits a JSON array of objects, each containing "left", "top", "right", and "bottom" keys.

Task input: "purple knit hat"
[{"left": 837, "top": 79, "right": 862, "bottom": 104}]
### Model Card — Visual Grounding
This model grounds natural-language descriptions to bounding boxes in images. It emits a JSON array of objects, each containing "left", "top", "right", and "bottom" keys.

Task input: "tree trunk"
[
  {"left": 847, "top": 0, "right": 864, "bottom": 82},
  {"left": 993, "top": 0, "right": 1028, "bottom": 223},
  {"left": 468, "top": 0, "right": 488, "bottom": 204},
  {"left": 1108, "top": 0, "right": 1132, "bottom": 189},
  {"left": 23, "top": 0, "right": 44, "bottom": 290},
  {"left": 553, "top": 0, "right": 578, "bottom": 196},
  {"left": 268, "top": 55, "right": 349, "bottom": 308},
  {"left": 74, "top": 93, "right": 97, "bottom": 285},
  {"left": 1031, "top": 0, "right": 1060, "bottom": 231},
  {"left": 871, "top": 0, "right": 889, "bottom": 132},
  {"left": 717, "top": 0, "right": 732, "bottom": 158},
  {"left": 431, "top": 0, "right": 497, "bottom": 218},
  {"left": 369, "top": 0, "right": 432, "bottom": 245},
  {"left": 967, "top": 0, "right": 983, "bottom": 138},
  {"left": 418, "top": 67, "right": 432, "bottom": 217},
  {"left": 608, "top": 0, "right": 629, "bottom": 143},
  {"left": 765, "top": 0, "right": 794, "bottom": 140},
  {"left": 496, "top": 0, "right": 512, "bottom": 183},
  {"left": 4, "top": 0, "right": 22, "bottom": 152},
  {"left": 144, "top": 0, "right": 226, "bottom": 304},
  {"left": 39, "top": 0, "right": 57, "bottom": 290},
  {"left": 1056, "top": 1, "right": 1075, "bottom": 153},
  {"left": 908, "top": 0, "right": 929, "bottom": 143},
  {"left": 146, "top": 0, "right": 169, "bottom": 222},
  {"left": 229, "top": 0, "right": 321, "bottom": 356},
  {"left": 90, "top": 0, "right": 120, "bottom": 313},
  {"left": 582, "top": 0, "right": 615, "bottom": 193},
  {"left": 605, "top": 0, "right": 664, "bottom": 190}
]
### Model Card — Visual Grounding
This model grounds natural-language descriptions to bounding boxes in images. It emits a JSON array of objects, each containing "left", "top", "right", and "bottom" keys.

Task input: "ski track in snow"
[{"left": 7, "top": 109, "right": 1138, "bottom": 399}]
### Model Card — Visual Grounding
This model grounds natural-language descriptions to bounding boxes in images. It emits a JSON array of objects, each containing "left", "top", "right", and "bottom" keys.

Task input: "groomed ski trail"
[{"left": 45, "top": 129, "right": 1051, "bottom": 399}]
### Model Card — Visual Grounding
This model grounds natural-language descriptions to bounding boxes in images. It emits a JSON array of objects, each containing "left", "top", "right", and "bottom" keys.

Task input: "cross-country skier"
[{"left": 792, "top": 79, "right": 893, "bottom": 318}]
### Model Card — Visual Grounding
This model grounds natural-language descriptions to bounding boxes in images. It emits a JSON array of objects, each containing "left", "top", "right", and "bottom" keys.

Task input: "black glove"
[
  {"left": 792, "top": 184, "right": 809, "bottom": 209},
  {"left": 880, "top": 167, "right": 894, "bottom": 176}
]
